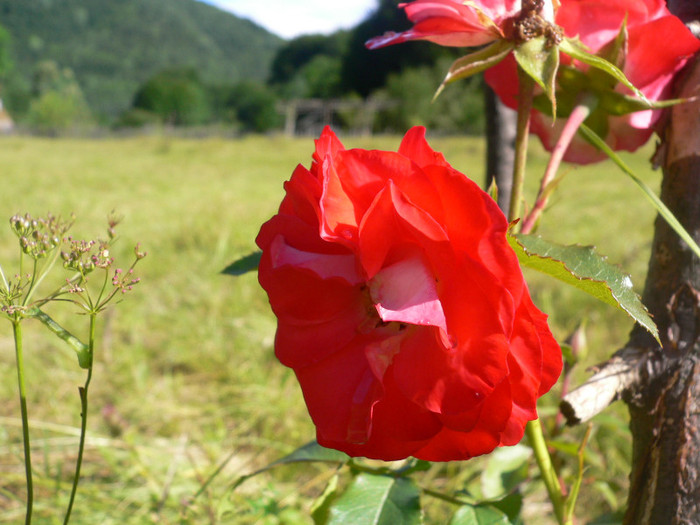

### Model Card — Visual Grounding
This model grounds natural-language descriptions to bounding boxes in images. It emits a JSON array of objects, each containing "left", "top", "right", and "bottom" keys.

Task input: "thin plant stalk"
[
  {"left": 62, "top": 312, "right": 96, "bottom": 525},
  {"left": 526, "top": 419, "right": 569, "bottom": 525},
  {"left": 520, "top": 103, "right": 592, "bottom": 234},
  {"left": 509, "top": 69, "right": 535, "bottom": 223},
  {"left": 13, "top": 319, "right": 33, "bottom": 525},
  {"left": 507, "top": 66, "right": 568, "bottom": 524}
]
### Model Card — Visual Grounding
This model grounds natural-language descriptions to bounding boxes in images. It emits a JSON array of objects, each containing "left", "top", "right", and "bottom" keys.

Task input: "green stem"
[
  {"left": 13, "top": 319, "right": 33, "bottom": 525},
  {"left": 508, "top": 69, "right": 535, "bottom": 223},
  {"left": 24, "top": 243, "right": 64, "bottom": 306},
  {"left": 62, "top": 313, "right": 95, "bottom": 525},
  {"left": 526, "top": 419, "right": 569, "bottom": 525}
]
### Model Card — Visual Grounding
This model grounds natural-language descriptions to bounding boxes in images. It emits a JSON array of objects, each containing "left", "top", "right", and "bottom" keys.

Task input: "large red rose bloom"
[{"left": 256, "top": 127, "right": 562, "bottom": 461}]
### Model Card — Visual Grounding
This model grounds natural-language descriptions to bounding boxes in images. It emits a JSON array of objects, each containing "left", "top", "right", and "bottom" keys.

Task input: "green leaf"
[
  {"left": 490, "top": 493, "right": 523, "bottom": 524},
  {"left": 270, "top": 440, "right": 350, "bottom": 466},
  {"left": 312, "top": 474, "right": 340, "bottom": 525},
  {"left": 437, "top": 39, "right": 514, "bottom": 99},
  {"left": 578, "top": 123, "right": 700, "bottom": 266},
  {"left": 27, "top": 307, "right": 90, "bottom": 368},
  {"left": 481, "top": 445, "right": 531, "bottom": 500},
  {"left": 221, "top": 251, "right": 261, "bottom": 276},
  {"left": 559, "top": 38, "right": 647, "bottom": 103},
  {"left": 327, "top": 474, "right": 421, "bottom": 525},
  {"left": 508, "top": 232, "right": 658, "bottom": 341},
  {"left": 449, "top": 504, "right": 511, "bottom": 525},
  {"left": 514, "top": 36, "right": 559, "bottom": 117},
  {"left": 232, "top": 441, "right": 348, "bottom": 490}
]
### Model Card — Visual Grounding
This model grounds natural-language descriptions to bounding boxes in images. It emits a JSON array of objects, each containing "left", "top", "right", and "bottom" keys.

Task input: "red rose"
[
  {"left": 485, "top": 0, "right": 700, "bottom": 163},
  {"left": 365, "top": 0, "right": 543, "bottom": 49},
  {"left": 256, "top": 127, "right": 561, "bottom": 461}
]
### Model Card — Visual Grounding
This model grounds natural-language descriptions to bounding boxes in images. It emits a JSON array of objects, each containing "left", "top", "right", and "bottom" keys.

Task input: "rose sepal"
[
  {"left": 436, "top": 39, "right": 514, "bottom": 99},
  {"left": 513, "top": 36, "right": 560, "bottom": 118}
]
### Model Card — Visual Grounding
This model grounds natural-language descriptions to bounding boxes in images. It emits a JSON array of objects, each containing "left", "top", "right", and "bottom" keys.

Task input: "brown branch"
[{"left": 560, "top": 347, "right": 648, "bottom": 425}]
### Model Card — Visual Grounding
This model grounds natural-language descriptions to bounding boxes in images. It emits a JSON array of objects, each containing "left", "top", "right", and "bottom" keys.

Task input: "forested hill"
[{"left": 0, "top": 0, "right": 283, "bottom": 117}]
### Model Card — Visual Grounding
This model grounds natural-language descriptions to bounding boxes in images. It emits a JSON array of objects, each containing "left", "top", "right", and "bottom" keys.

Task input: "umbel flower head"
[{"left": 256, "top": 127, "right": 562, "bottom": 461}]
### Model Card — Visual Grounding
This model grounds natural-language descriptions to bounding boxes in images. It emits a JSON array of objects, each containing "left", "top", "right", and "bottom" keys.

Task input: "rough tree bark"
[
  {"left": 560, "top": 4, "right": 700, "bottom": 522},
  {"left": 621, "top": 52, "right": 700, "bottom": 522},
  {"left": 560, "top": 17, "right": 700, "bottom": 525}
]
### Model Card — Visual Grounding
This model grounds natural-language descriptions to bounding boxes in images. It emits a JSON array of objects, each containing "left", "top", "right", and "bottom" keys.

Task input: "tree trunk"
[
  {"left": 484, "top": 83, "right": 516, "bottom": 212},
  {"left": 621, "top": 52, "right": 700, "bottom": 525}
]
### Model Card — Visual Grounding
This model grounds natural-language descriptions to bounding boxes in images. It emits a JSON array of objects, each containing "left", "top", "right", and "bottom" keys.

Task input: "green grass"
[{"left": 0, "top": 132, "right": 659, "bottom": 523}]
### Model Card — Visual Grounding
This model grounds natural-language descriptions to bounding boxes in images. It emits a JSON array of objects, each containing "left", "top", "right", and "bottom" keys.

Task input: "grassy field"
[{"left": 0, "top": 132, "right": 659, "bottom": 523}]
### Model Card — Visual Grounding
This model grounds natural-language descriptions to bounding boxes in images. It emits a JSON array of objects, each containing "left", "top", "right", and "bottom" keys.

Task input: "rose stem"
[
  {"left": 526, "top": 419, "right": 570, "bottom": 524},
  {"left": 508, "top": 68, "right": 535, "bottom": 223},
  {"left": 520, "top": 103, "right": 592, "bottom": 234}
]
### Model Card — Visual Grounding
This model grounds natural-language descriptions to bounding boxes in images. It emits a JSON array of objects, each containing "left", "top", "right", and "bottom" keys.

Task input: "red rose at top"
[
  {"left": 256, "top": 127, "right": 562, "bottom": 461},
  {"left": 485, "top": 0, "right": 700, "bottom": 163}
]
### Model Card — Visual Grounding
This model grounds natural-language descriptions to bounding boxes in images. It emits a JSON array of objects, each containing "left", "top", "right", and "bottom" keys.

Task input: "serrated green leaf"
[
  {"left": 312, "top": 474, "right": 340, "bottom": 525},
  {"left": 481, "top": 445, "right": 531, "bottom": 500},
  {"left": 449, "top": 504, "right": 511, "bottom": 525},
  {"left": 508, "top": 232, "right": 658, "bottom": 341},
  {"left": 514, "top": 36, "right": 559, "bottom": 118},
  {"left": 221, "top": 251, "right": 261, "bottom": 276},
  {"left": 327, "top": 474, "right": 421, "bottom": 525},
  {"left": 559, "top": 38, "right": 646, "bottom": 103}
]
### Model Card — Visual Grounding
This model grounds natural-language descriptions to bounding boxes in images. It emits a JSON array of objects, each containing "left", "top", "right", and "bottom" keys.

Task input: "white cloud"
[{"left": 201, "top": 0, "right": 377, "bottom": 39}]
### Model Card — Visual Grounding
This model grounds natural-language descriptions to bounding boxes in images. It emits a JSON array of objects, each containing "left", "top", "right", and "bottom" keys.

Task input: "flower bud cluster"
[
  {"left": 111, "top": 267, "right": 141, "bottom": 294},
  {"left": 0, "top": 274, "right": 31, "bottom": 315},
  {"left": 10, "top": 213, "right": 72, "bottom": 260},
  {"left": 61, "top": 239, "right": 113, "bottom": 274},
  {"left": 107, "top": 211, "right": 123, "bottom": 240}
]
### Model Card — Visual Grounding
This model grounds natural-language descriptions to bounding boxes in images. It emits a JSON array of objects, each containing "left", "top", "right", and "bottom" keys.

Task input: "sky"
[{"left": 198, "top": 0, "right": 378, "bottom": 39}]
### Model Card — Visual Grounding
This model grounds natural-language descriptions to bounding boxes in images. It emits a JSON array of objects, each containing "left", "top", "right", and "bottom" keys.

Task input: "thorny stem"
[
  {"left": 509, "top": 69, "right": 535, "bottom": 223},
  {"left": 520, "top": 103, "right": 592, "bottom": 234},
  {"left": 13, "top": 319, "right": 33, "bottom": 525},
  {"left": 526, "top": 419, "right": 569, "bottom": 525},
  {"left": 62, "top": 313, "right": 96, "bottom": 525}
]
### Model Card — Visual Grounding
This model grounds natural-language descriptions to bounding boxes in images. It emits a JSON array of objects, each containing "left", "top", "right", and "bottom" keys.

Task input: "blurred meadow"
[{"left": 0, "top": 132, "right": 658, "bottom": 523}]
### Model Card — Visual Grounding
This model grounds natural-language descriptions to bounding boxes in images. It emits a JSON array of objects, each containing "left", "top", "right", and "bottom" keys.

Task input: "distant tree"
[
  {"left": 0, "top": 22, "right": 27, "bottom": 117},
  {"left": 373, "top": 58, "right": 484, "bottom": 135},
  {"left": 26, "top": 60, "right": 92, "bottom": 133},
  {"left": 225, "top": 80, "right": 281, "bottom": 133},
  {"left": 340, "top": 0, "right": 452, "bottom": 97},
  {"left": 268, "top": 32, "right": 348, "bottom": 101},
  {"left": 132, "top": 68, "right": 211, "bottom": 125},
  {"left": 276, "top": 54, "right": 345, "bottom": 100},
  {"left": 269, "top": 33, "right": 348, "bottom": 87},
  {"left": 0, "top": 23, "right": 12, "bottom": 80}
]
